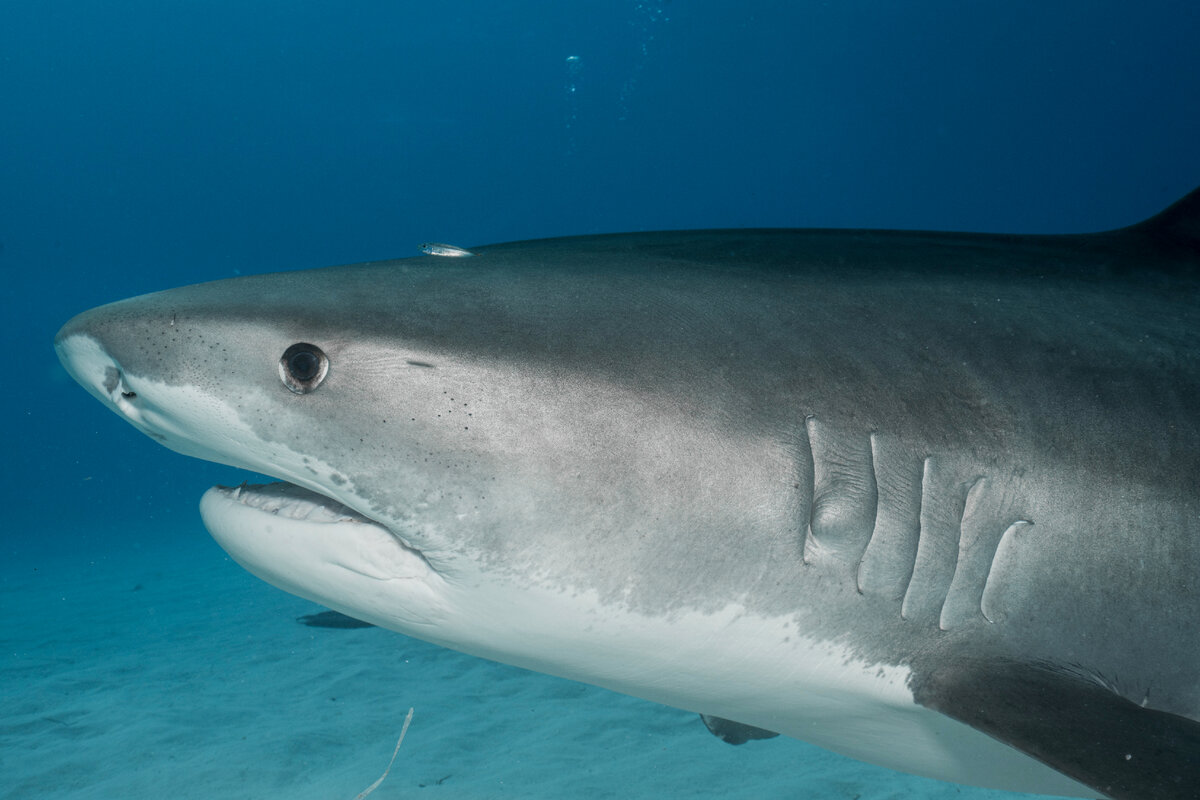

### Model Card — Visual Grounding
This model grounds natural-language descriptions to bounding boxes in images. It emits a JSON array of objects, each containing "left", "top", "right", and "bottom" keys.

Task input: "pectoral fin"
[
  {"left": 911, "top": 659, "right": 1200, "bottom": 800},
  {"left": 699, "top": 714, "right": 780, "bottom": 745}
]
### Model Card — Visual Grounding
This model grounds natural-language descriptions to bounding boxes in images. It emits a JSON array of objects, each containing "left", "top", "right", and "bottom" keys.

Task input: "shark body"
[{"left": 56, "top": 189, "right": 1200, "bottom": 798}]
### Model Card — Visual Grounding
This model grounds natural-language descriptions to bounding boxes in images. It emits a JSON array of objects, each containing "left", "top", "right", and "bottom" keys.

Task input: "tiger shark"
[{"left": 55, "top": 188, "right": 1200, "bottom": 799}]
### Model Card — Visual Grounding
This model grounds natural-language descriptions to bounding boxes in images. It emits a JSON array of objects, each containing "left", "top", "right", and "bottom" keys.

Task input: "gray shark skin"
[{"left": 56, "top": 188, "right": 1200, "bottom": 799}]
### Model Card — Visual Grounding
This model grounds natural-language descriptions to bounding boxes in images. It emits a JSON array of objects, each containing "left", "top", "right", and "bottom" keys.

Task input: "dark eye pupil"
[
  {"left": 288, "top": 351, "right": 320, "bottom": 380},
  {"left": 279, "top": 342, "right": 328, "bottom": 394}
]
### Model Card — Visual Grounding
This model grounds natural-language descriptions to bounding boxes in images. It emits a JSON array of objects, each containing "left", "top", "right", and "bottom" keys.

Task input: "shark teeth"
[{"left": 218, "top": 481, "right": 369, "bottom": 524}]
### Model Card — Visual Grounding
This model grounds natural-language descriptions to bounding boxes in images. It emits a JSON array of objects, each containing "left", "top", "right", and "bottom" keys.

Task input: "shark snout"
[
  {"left": 55, "top": 320, "right": 169, "bottom": 445},
  {"left": 55, "top": 324, "right": 124, "bottom": 408}
]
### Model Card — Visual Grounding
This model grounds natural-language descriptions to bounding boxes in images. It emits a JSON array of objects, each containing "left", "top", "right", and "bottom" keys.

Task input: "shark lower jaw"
[{"left": 199, "top": 481, "right": 450, "bottom": 630}]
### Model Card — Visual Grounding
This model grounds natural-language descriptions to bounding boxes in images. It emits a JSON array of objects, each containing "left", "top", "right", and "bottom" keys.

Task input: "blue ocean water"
[{"left": 3, "top": 2, "right": 1199, "bottom": 798}]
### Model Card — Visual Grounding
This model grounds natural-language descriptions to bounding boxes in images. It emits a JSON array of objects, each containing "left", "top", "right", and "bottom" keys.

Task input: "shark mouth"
[
  {"left": 200, "top": 480, "right": 439, "bottom": 591},
  {"left": 213, "top": 481, "right": 375, "bottom": 525}
]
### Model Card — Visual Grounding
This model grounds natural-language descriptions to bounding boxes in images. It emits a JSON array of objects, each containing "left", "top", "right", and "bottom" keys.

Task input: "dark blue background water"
[{"left": 4, "top": 1, "right": 1199, "bottom": 561}]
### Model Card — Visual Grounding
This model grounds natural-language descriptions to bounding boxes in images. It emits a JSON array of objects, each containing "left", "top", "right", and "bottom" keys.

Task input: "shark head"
[
  {"left": 53, "top": 246, "right": 808, "bottom": 687},
  {"left": 54, "top": 274, "right": 462, "bottom": 639}
]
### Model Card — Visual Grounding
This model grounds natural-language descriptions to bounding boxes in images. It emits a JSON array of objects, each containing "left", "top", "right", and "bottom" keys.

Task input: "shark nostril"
[
  {"left": 103, "top": 366, "right": 121, "bottom": 395},
  {"left": 103, "top": 365, "right": 137, "bottom": 401}
]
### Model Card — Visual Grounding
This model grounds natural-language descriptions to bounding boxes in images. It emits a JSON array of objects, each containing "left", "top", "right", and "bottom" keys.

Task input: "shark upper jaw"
[{"left": 54, "top": 329, "right": 450, "bottom": 627}]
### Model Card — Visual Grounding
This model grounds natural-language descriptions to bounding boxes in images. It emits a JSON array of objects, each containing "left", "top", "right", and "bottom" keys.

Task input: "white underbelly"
[{"left": 429, "top": 585, "right": 1095, "bottom": 798}]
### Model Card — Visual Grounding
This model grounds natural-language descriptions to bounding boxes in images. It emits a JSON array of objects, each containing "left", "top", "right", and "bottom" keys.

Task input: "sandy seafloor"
[{"left": 3, "top": 524, "right": 1065, "bottom": 800}]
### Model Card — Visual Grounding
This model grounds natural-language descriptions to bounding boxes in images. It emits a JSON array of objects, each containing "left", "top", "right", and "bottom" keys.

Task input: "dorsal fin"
[{"left": 1121, "top": 185, "right": 1200, "bottom": 253}]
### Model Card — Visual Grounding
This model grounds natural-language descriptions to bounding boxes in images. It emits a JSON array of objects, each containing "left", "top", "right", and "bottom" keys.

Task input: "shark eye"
[{"left": 279, "top": 343, "right": 329, "bottom": 394}]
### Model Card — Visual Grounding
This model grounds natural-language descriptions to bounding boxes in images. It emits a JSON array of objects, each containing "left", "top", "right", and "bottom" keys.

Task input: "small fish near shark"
[{"left": 56, "top": 188, "right": 1200, "bottom": 799}]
